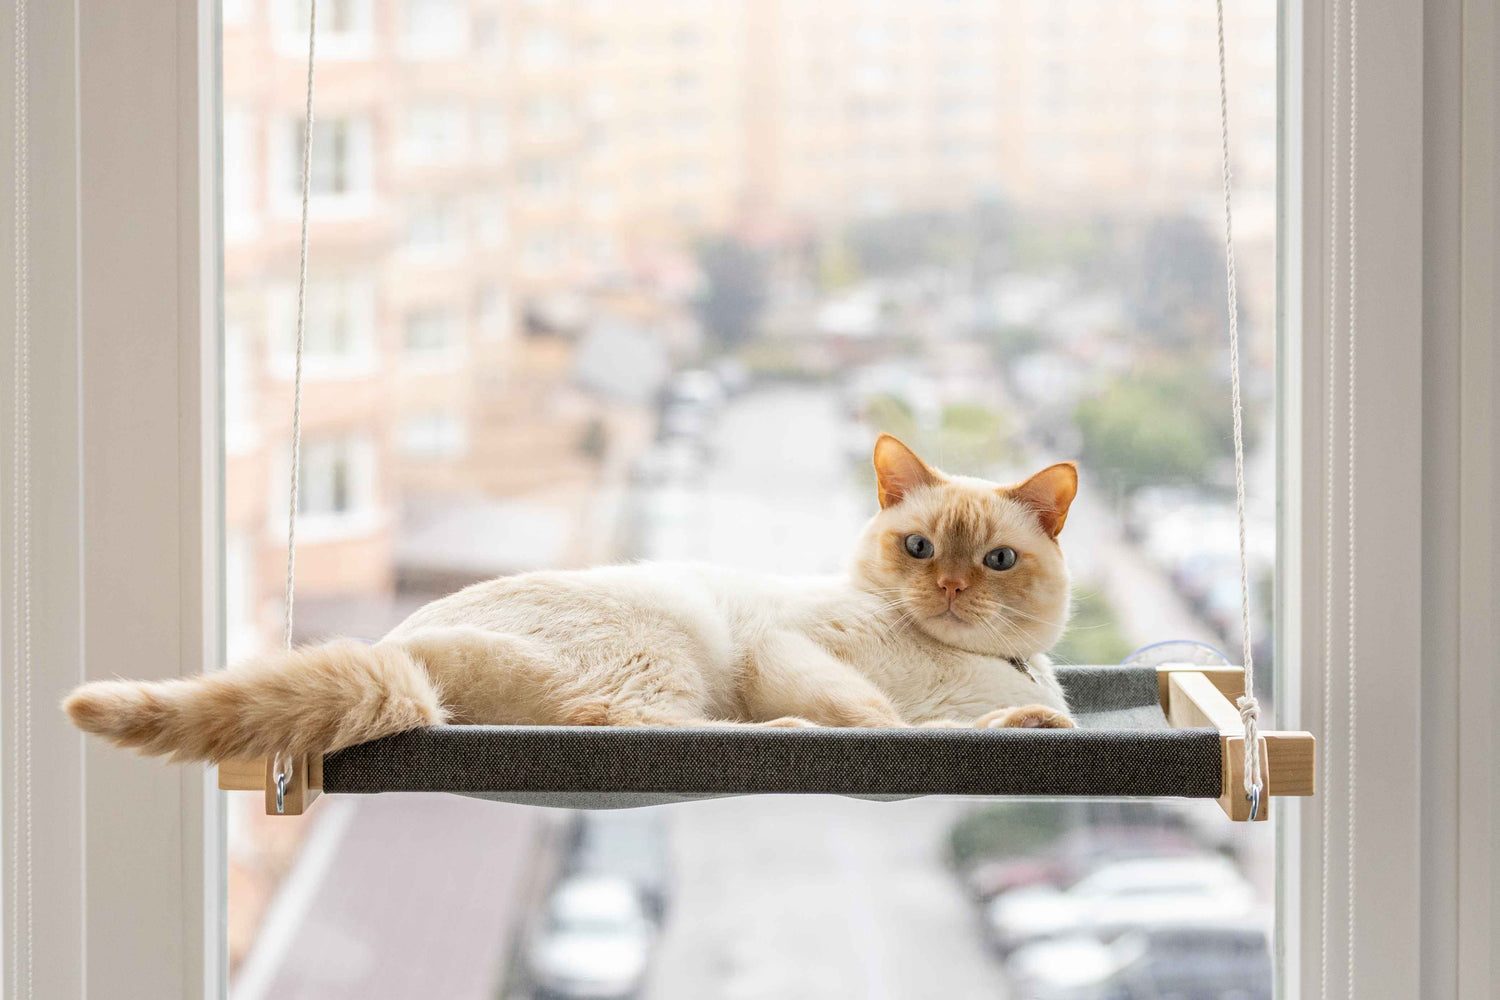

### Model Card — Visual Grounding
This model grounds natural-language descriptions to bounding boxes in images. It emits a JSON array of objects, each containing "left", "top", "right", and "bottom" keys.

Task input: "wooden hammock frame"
[{"left": 218, "top": 663, "right": 1315, "bottom": 821}]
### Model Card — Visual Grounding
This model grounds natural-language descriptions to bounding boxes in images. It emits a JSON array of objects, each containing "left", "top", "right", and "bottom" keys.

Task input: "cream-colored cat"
[{"left": 64, "top": 436, "right": 1078, "bottom": 763}]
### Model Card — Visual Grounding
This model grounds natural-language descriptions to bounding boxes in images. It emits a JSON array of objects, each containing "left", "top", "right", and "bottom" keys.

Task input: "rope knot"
[{"left": 1236, "top": 694, "right": 1261, "bottom": 726}]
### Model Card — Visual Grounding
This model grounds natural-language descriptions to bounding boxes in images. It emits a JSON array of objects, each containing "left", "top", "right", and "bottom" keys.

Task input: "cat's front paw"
[{"left": 974, "top": 705, "right": 1076, "bottom": 730}]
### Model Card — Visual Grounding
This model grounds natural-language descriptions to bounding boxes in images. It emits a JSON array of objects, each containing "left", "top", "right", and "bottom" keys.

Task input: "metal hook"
[
  {"left": 1247, "top": 782, "right": 1262, "bottom": 822},
  {"left": 274, "top": 755, "right": 291, "bottom": 815}
]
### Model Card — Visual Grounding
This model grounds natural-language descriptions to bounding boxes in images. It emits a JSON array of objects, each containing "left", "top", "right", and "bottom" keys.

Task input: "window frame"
[{"left": 3, "top": 0, "right": 1496, "bottom": 997}]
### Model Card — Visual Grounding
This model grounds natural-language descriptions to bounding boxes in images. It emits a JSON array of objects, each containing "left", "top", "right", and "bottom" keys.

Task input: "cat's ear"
[
  {"left": 1009, "top": 462, "right": 1078, "bottom": 538},
  {"left": 873, "top": 434, "right": 942, "bottom": 509}
]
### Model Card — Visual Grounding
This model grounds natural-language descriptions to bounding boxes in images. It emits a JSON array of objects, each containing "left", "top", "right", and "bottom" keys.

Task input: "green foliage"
[
  {"left": 979, "top": 323, "right": 1045, "bottom": 365},
  {"left": 1074, "top": 365, "right": 1248, "bottom": 495},
  {"left": 1130, "top": 215, "right": 1231, "bottom": 348},
  {"left": 694, "top": 237, "right": 769, "bottom": 353},
  {"left": 949, "top": 802, "right": 1073, "bottom": 871},
  {"left": 1051, "top": 590, "right": 1134, "bottom": 667},
  {"left": 855, "top": 394, "right": 1019, "bottom": 477}
]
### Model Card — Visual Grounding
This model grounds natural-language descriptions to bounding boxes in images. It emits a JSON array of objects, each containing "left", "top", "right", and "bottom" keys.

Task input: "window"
[
  {"left": 477, "top": 106, "right": 508, "bottom": 163},
  {"left": 476, "top": 284, "right": 512, "bottom": 340},
  {"left": 404, "top": 200, "right": 466, "bottom": 261},
  {"left": 273, "top": 0, "right": 374, "bottom": 59},
  {"left": 221, "top": 1, "right": 1296, "bottom": 997},
  {"left": 17, "top": 0, "right": 1500, "bottom": 996},
  {"left": 403, "top": 0, "right": 468, "bottom": 59},
  {"left": 402, "top": 104, "right": 469, "bottom": 167},
  {"left": 403, "top": 308, "right": 465, "bottom": 366},
  {"left": 267, "top": 277, "right": 378, "bottom": 378},
  {"left": 276, "top": 434, "right": 378, "bottom": 536},
  {"left": 399, "top": 411, "right": 468, "bottom": 459},
  {"left": 519, "top": 26, "right": 565, "bottom": 70},
  {"left": 473, "top": 191, "right": 509, "bottom": 249},
  {"left": 274, "top": 115, "right": 374, "bottom": 217}
]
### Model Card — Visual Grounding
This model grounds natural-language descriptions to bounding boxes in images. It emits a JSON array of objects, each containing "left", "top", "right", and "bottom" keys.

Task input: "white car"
[
  {"left": 1006, "top": 916, "right": 1272, "bottom": 999},
  {"left": 986, "top": 855, "right": 1255, "bottom": 955},
  {"left": 528, "top": 876, "right": 654, "bottom": 1000}
]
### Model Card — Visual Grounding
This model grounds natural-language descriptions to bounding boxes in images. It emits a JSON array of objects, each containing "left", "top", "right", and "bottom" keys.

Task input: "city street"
[
  {"left": 645, "top": 796, "right": 1003, "bottom": 1000},
  {"left": 231, "top": 382, "right": 1258, "bottom": 1000},
  {"left": 639, "top": 385, "right": 1009, "bottom": 998}
]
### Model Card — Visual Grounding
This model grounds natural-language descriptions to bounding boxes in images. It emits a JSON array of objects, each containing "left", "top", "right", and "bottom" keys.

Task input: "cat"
[{"left": 63, "top": 435, "right": 1079, "bottom": 763}]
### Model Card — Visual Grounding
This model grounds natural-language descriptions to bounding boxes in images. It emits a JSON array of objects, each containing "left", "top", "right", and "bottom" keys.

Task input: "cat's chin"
[{"left": 915, "top": 610, "right": 1032, "bottom": 659}]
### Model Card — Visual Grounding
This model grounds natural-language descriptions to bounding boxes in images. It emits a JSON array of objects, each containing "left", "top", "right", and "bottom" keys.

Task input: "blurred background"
[{"left": 222, "top": 1, "right": 1279, "bottom": 997}]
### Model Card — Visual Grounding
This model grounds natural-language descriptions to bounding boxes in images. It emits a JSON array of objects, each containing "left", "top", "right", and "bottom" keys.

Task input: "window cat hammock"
[{"left": 226, "top": 0, "right": 1317, "bottom": 821}]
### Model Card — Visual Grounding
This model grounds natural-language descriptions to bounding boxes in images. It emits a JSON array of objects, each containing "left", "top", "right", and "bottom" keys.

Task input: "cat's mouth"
[{"left": 933, "top": 608, "right": 968, "bottom": 624}]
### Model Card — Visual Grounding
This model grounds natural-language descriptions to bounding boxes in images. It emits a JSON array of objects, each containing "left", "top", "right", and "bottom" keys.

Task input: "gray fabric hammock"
[{"left": 319, "top": 664, "right": 1223, "bottom": 808}]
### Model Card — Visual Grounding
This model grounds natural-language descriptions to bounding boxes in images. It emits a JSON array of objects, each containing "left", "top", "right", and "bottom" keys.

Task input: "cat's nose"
[{"left": 937, "top": 575, "right": 968, "bottom": 599}]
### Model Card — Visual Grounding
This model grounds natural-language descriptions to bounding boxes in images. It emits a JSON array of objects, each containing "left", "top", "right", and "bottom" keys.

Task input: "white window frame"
[
  {"left": 271, "top": 0, "right": 376, "bottom": 61},
  {"left": 1281, "top": 0, "right": 1498, "bottom": 997},
  {"left": 3, "top": 1, "right": 1496, "bottom": 997}
]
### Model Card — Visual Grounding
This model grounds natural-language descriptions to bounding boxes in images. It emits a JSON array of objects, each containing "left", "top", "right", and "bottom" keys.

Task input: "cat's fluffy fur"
[{"left": 64, "top": 436, "right": 1079, "bottom": 762}]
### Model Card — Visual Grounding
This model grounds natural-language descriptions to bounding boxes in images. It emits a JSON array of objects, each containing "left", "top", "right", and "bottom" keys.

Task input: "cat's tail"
[{"left": 61, "top": 640, "right": 445, "bottom": 763}]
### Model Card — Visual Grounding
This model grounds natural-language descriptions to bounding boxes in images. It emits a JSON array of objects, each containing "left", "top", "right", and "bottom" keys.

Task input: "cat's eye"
[
  {"left": 983, "top": 546, "right": 1018, "bottom": 571},
  {"left": 904, "top": 533, "right": 935, "bottom": 559}
]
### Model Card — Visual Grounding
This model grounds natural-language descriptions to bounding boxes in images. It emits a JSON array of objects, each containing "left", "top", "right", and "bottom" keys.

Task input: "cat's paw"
[{"left": 974, "top": 705, "right": 1076, "bottom": 730}]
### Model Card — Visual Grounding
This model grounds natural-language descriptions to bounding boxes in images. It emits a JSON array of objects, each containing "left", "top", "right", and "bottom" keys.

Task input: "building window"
[
  {"left": 519, "top": 160, "right": 569, "bottom": 205},
  {"left": 474, "top": 192, "right": 509, "bottom": 250},
  {"left": 274, "top": 0, "right": 375, "bottom": 59},
  {"left": 268, "top": 277, "right": 379, "bottom": 378},
  {"left": 477, "top": 108, "right": 508, "bottom": 164},
  {"left": 403, "top": 0, "right": 469, "bottom": 59},
  {"left": 402, "top": 104, "right": 469, "bottom": 167},
  {"left": 403, "top": 309, "right": 465, "bottom": 367},
  {"left": 404, "top": 200, "right": 466, "bottom": 261},
  {"left": 522, "top": 95, "right": 570, "bottom": 139},
  {"left": 519, "top": 26, "right": 565, "bottom": 70},
  {"left": 275, "top": 115, "right": 374, "bottom": 218},
  {"left": 473, "top": 13, "right": 507, "bottom": 64},
  {"left": 222, "top": 108, "right": 257, "bottom": 242},
  {"left": 476, "top": 284, "right": 512, "bottom": 340},
  {"left": 283, "top": 436, "right": 379, "bottom": 537},
  {"left": 399, "top": 412, "right": 468, "bottom": 459}
]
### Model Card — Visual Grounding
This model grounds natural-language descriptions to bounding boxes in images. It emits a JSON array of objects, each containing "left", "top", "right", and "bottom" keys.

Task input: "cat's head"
[{"left": 851, "top": 434, "right": 1077, "bottom": 659}]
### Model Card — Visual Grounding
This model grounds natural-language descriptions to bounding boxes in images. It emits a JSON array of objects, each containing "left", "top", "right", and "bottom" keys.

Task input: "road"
[{"left": 637, "top": 386, "right": 1010, "bottom": 999}]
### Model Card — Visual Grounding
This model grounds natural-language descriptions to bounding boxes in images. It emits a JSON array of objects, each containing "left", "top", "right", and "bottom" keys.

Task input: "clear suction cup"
[{"left": 1121, "top": 639, "right": 1233, "bottom": 668}]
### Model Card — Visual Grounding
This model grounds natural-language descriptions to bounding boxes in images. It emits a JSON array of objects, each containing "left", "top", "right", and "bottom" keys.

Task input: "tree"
[
  {"left": 694, "top": 237, "right": 769, "bottom": 353},
  {"left": 1074, "top": 369, "right": 1236, "bottom": 495},
  {"left": 1130, "top": 215, "right": 1231, "bottom": 348}
]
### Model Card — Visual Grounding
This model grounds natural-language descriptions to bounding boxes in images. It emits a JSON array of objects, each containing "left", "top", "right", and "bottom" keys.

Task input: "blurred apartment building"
[{"left": 222, "top": 0, "right": 1275, "bottom": 656}]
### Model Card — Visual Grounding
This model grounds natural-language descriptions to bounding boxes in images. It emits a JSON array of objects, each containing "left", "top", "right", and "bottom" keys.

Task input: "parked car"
[
  {"left": 986, "top": 855, "right": 1254, "bottom": 955},
  {"left": 966, "top": 827, "right": 1198, "bottom": 903},
  {"left": 563, "top": 810, "right": 673, "bottom": 924},
  {"left": 526, "top": 876, "right": 654, "bottom": 1000},
  {"left": 1007, "top": 917, "right": 1272, "bottom": 999}
]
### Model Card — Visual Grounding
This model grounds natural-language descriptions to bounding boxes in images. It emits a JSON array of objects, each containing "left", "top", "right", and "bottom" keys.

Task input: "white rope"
[
  {"left": 1318, "top": 0, "right": 1360, "bottom": 994},
  {"left": 1342, "top": 0, "right": 1360, "bottom": 990},
  {"left": 283, "top": 0, "right": 317, "bottom": 651},
  {"left": 1213, "top": 0, "right": 1262, "bottom": 808},
  {"left": 274, "top": 0, "right": 318, "bottom": 800},
  {"left": 11, "top": 0, "right": 34, "bottom": 991}
]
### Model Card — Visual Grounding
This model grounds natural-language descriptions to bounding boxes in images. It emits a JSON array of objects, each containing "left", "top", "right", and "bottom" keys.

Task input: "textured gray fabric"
[{"left": 320, "top": 664, "right": 1222, "bottom": 806}]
